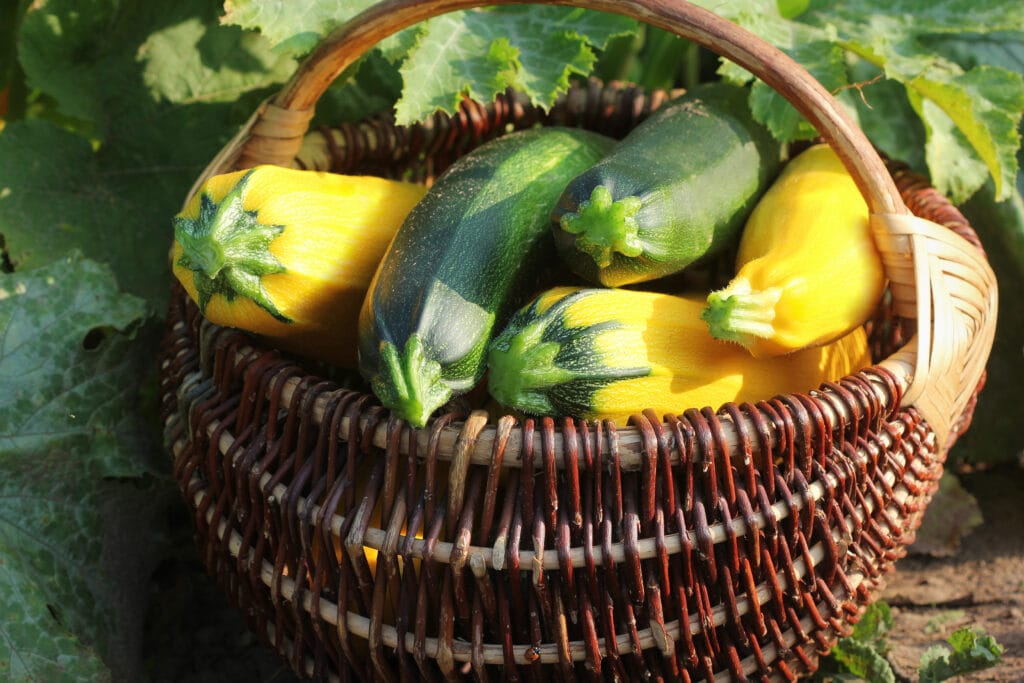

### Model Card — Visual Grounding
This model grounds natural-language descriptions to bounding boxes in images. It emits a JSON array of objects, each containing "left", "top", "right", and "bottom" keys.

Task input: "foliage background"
[{"left": 0, "top": 0, "right": 1021, "bottom": 680}]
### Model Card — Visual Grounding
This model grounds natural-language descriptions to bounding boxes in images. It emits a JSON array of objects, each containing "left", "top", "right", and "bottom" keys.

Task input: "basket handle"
[
  {"left": 200, "top": 0, "right": 997, "bottom": 448},
  {"left": 240, "top": 0, "right": 907, "bottom": 216}
]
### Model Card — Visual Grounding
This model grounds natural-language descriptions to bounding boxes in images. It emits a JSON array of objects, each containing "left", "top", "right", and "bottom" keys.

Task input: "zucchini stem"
[
  {"left": 174, "top": 170, "right": 290, "bottom": 322},
  {"left": 372, "top": 334, "right": 451, "bottom": 427},
  {"left": 559, "top": 185, "right": 644, "bottom": 268},
  {"left": 487, "top": 317, "right": 573, "bottom": 416},
  {"left": 701, "top": 279, "right": 782, "bottom": 349}
]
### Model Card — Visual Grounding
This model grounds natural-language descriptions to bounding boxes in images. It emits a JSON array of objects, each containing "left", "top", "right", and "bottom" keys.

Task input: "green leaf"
[
  {"left": 139, "top": 18, "right": 296, "bottom": 105},
  {"left": 0, "top": 253, "right": 154, "bottom": 478},
  {"left": 922, "top": 30, "right": 1024, "bottom": 74},
  {"left": 918, "top": 626, "right": 1004, "bottom": 683},
  {"left": 16, "top": 0, "right": 117, "bottom": 127},
  {"left": 221, "top": 0, "right": 422, "bottom": 67},
  {"left": 394, "top": 12, "right": 517, "bottom": 125},
  {"left": 0, "top": 120, "right": 176, "bottom": 306},
  {"left": 684, "top": 0, "right": 795, "bottom": 84},
  {"left": 749, "top": 38, "right": 850, "bottom": 141},
  {"left": 830, "top": 638, "right": 896, "bottom": 683},
  {"left": 801, "top": 3, "right": 1024, "bottom": 201},
  {"left": 903, "top": 64, "right": 1024, "bottom": 203},
  {"left": 313, "top": 50, "right": 403, "bottom": 125},
  {"left": 18, "top": 0, "right": 282, "bottom": 137},
  {"left": 686, "top": 0, "right": 1024, "bottom": 203},
  {"left": 816, "top": 601, "right": 896, "bottom": 682},
  {"left": 395, "top": 7, "right": 636, "bottom": 124},
  {"left": 0, "top": 458, "right": 170, "bottom": 682},
  {"left": 849, "top": 600, "right": 893, "bottom": 652},
  {"left": 0, "top": 537, "right": 111, "bottom": 683},
  {"left": 808, "top": 0, "right": 1024, "bottom": 36},
  {"left": 222, "top": 0, "right": 377, "bottom": 56},
  {"left": 0, "top": 122, "right": 113, "bottom": 269},
  {"left": 955, "top": 160, "right": 1024, "bottom": 466},
  {"left": 0, "top": 254, "right": 170, "bottom": 681}
]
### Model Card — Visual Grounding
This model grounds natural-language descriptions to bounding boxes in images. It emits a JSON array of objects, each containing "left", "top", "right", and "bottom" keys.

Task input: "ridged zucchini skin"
[
  {"left": 552, "top": 82, "right": 781, "bottom": 287},
  {"left": 358, "top": 127, "right": 616, "bottom": 427},
  {"left": 487, "top": 286, "right": 871, "bottom": 422}
]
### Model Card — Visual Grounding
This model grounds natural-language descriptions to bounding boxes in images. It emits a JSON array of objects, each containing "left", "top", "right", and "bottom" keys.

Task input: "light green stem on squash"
[
  {"left": 701, "top": 279, "right": 783, "bottom": 349},
  {"left": 371, "top": 334, "right": 452, "bottom": 427},
  {"left": 173, "top": 170, "right": 290, "bottom": 322},
  {"left": 487, "top": 314, "right": 574, "bottom": 416},
  {"left": 559, "top": 185, "right": 644, "bottom": 268}
]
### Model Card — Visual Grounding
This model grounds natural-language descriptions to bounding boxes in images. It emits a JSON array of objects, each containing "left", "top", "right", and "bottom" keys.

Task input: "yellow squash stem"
[
  {"left": 702, "top": 280, "right": 782, "bottom": 350},
  {"left": 172, "top": 165, "right": 426, "bottom": 368},
  {"left": 702, "top": 144, "right": 885, "bottom": 358}
]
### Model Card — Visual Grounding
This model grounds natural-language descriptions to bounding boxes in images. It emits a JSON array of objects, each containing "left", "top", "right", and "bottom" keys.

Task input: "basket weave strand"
[{"left": 160, "top": 0, "right": 998, "bottom": 680}]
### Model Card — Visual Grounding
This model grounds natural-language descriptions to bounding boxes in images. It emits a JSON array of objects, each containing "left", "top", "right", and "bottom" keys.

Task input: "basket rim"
[
  {"left": 165, "top": 395, "right": 914, "bottom": 572},
  {"left": 183, "top": 321, "right": 905, "bottom": 471}
]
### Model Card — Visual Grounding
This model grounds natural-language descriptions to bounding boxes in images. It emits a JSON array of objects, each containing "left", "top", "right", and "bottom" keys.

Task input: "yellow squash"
[
  {"left": 701, "top": 144, "right": 886, "bottom": 357},
  {"left": 171, "top": 165, "right": 426, "bottom": 368},
  {"left": 487, "top": 286, "right": 871, "bottom": 423}
]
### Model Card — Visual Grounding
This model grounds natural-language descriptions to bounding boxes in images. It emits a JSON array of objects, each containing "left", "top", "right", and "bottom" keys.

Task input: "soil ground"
[{"left": 879, "top": 462, "right": 1024, "bottom": 682}]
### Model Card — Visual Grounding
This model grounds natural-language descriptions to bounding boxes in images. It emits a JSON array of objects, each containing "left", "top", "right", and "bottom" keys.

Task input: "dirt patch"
[{"left": 879, "top": 463, "right": 1024, "bottom": 681}]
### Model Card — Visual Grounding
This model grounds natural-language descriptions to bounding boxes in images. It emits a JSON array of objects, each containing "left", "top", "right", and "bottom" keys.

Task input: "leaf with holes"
[
  {"left": 0, "top": 534, "right": 112, "bottom": 682},
  {"left": 0, "top": 252, "right": 152, "bottom": 477},
  {"left": 0, "top": 252, "right": 167, "bottom": 681}
]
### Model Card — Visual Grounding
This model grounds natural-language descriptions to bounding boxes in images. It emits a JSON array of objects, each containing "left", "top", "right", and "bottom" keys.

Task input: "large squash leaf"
[
  {"left": 222, "top": 1, "right": 638, "bottom": 125},
  {"left": 0, "top": 253, "right": 166, "bottom": 680},
  {"left": 688, "top": 0, "right": 1024, "bottom": 203},
  {"left": 3, "top": 0, "right": 291, "bottom": 307},
  {"left": 0, "top": 253, "right": 151, "bottom": 476}
]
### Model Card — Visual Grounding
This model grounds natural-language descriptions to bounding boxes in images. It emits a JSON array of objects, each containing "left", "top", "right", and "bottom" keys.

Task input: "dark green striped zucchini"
[
  {"left": 486, "top": 286, "right": 871, "bottom": 423},
  {"left": 357, "top": 127, "right": 615, "bottom": 427},
  {"left": 552, "top": 82, "right": 781, "bottom": 287}
]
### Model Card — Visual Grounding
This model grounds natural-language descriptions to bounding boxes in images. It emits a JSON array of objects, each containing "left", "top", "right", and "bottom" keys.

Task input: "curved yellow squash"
[
  {"left": 702, "top": 144, "right": 886, "bottom": 358},
  {"left": 487, "top": 286, "right": 872, "bottom": 423},
  {"left": 171, "top": 165, "right": 426, "bottom": 368}
]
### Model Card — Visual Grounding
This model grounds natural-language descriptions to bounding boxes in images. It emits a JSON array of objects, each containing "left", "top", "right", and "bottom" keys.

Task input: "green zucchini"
[
  {"left": 357, "top": 127, "right": 616, "bottom": 427},
  {"left": 551, "top": 82, "right": 781, "bottom": 287}
]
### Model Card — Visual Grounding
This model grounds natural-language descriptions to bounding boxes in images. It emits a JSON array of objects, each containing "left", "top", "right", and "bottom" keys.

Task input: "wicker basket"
[{"left": 158, "top": 0, "right": 998, "bottom": 680}]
